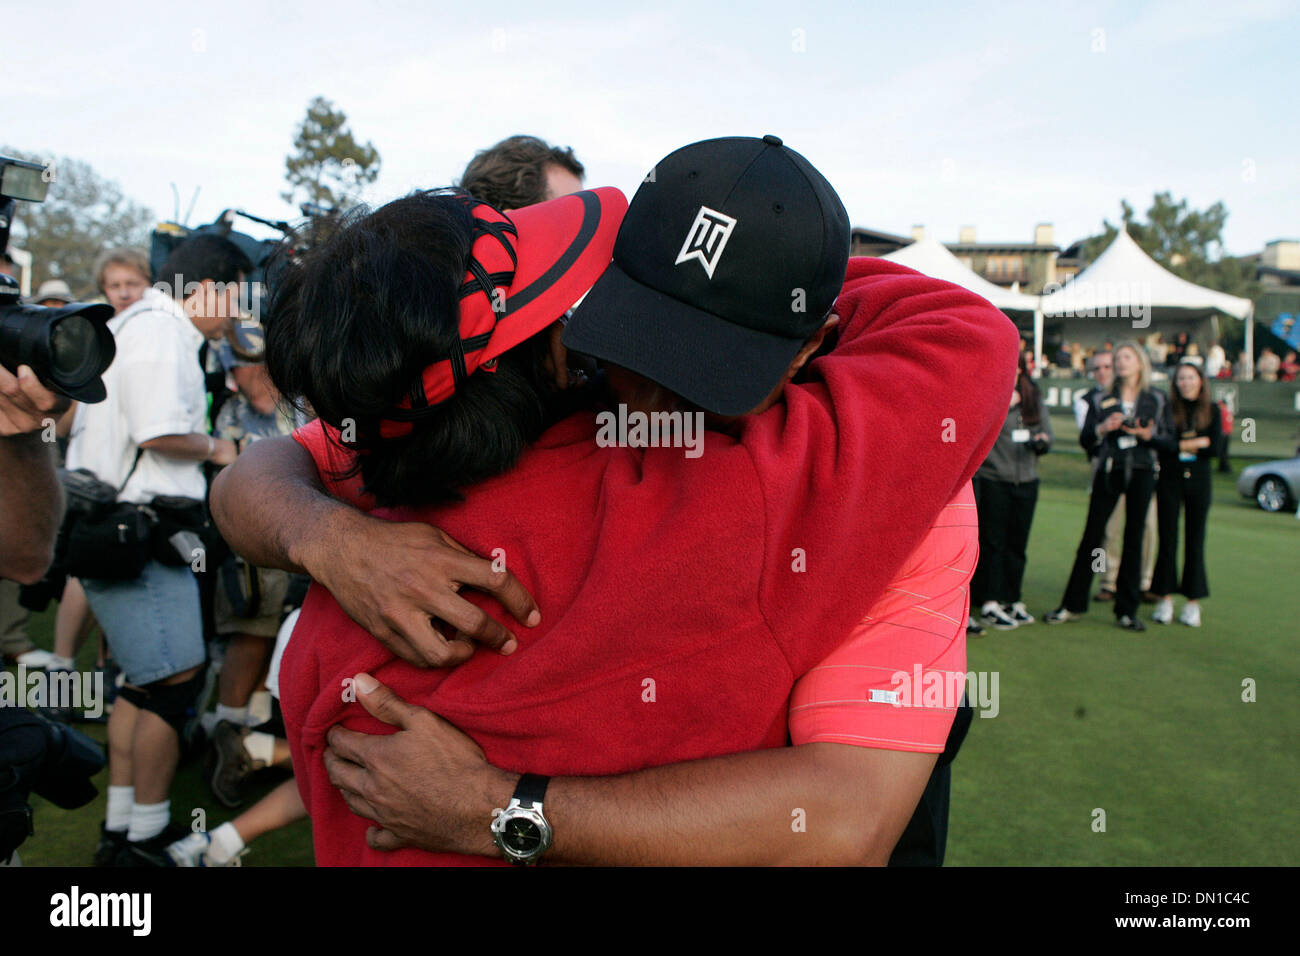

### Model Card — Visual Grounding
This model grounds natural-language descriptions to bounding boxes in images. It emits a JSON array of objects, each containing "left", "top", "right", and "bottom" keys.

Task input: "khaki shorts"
[{"left": 213, "top": 565, "right": 292, "bottom": 638}]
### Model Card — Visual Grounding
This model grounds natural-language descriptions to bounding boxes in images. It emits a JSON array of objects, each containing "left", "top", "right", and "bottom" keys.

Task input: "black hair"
[
  {"left": 158, "top": 234, "right": 253, "bottom": 290},
  {"left": 265, "top": 189, "right": 584, "bottom": 508}
]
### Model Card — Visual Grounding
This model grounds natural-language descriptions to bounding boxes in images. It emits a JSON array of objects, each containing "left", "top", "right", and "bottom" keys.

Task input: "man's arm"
[
  {"left": 326, "top": 675, "right": 936, "bottom": 866},
  {"left": 210, "top": 436, "right": 541, "bottom": 667},
  {"left": 0, "top": 365, "right": 67, "bottom": 583},
  {"left": 231, "top": 364, "right": 278, "bottom": 416}
]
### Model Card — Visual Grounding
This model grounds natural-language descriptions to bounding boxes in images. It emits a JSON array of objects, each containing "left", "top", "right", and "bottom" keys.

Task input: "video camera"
[{"left": 0, "top": 155, "right": 116, "bottom": 402}]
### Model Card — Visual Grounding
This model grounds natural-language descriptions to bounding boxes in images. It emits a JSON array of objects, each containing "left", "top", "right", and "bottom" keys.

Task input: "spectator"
[
  {"left": 66, "top": 234, "right": 246, "bottom": 867},
  {"left": 1151, "top": 362, "right": 1218, "bottom": 628},
  {"left": 458, "top": 134, "right": 584, "bottom": 211},
  {"left": 1280, "top": 350, "right": 1299, "bottom": 382},
  {"left": 1257, "top": 347, "right": 1280, "bottom": 382},
  {"left": 1146, "top": 332, "right": 1170, "bottom": 367},
  {"left": 1217, "top": 398, "right": 1234, "bottom": 474},
  {"left": 1184, "top": 343, "right": 1204, "bottom": 368},
  {"left": 32, "top": 279, "right": 74, "bottom": 308},
  {"left": 93, "top": 248, "right": 152, "bottom": 316},
  {"left": 1206, "top": 342, "right": 1226, "bottom": 379},
  {"left": 971, "top": 351, "right": 1053, "bottom": 630},
  {"left": 1047, "top": 341, "right": 1172, "bottom": 631}
]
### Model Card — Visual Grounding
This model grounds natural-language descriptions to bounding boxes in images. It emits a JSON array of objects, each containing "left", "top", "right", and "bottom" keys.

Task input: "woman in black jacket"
[
  {"left": 1150, "top": 362, "right": 1220, "bottom": 627},
  {"left": 971, "top": 352, "right": 1053, "bottom": 631},
  {"left": 1046, "top": 341, "right": 1172, "bottom": 631}
]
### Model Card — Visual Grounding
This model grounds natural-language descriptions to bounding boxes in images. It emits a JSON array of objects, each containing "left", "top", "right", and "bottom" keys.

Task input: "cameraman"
[
  {"left": 0, "top": 364, "right": 65, "bottom": 584},
  {"left": 64, "top": 234, "right": 244, "bottom": 866}
]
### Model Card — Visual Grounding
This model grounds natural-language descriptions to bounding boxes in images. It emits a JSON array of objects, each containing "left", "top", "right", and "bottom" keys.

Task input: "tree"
[
  {"left": 2, "top": 147, "right": 155, "bottom": 297},
  {"left": 1080, "top": 193, "right": 1258, "bottom": 300},
  {"left": 282, "top": 97, "right": 381, "bottom": 212}
]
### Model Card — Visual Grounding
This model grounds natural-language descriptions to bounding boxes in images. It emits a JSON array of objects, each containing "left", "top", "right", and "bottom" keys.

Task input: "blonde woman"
[{"left": 1047, "top": 341, "right": 1172, "bottom": 631}]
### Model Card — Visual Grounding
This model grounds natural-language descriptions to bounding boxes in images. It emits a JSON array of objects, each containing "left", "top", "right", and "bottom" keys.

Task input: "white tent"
[
  {"left": 883, "top": 238, "right": 1040, "bottom": 314},
  {"left": 1040, "top": 228, "right": 1256, "bottom": 377}
]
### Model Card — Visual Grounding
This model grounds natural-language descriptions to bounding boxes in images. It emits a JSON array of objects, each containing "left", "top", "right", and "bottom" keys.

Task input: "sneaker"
[
  {"left": 1152, "top": 597, "right": 1173, "bottom": 624},
  {"left": 1117, "top": 614, "right": 1146, "bottom": 632},
  {"left": 1044, "top": 607, "right": 1078, "bottom": 624},
  {"left": 1006, "top": 602, "right": 1035, "bottom": 625},
  {"left": 1179, "top": 603, "right": 1202, "bottom": 628},
  {"left": 208, "top": 720, "right": 266, "bottom": 809},
  {"left": 14, "top": 648, "right": 53, "bottom": 669},
  {"left": 118, "top": 823, "right": 190, "bottom": 867},
  {"left": 93, "top": 824, "right": 128, "bottom": 867},
  {"left": 966, "top": 616, "right": 985, "bottom": 636},
  {"left": 1093, "top": 589, "right": 1116, "bottom": 602},
  {"left": 166, "top": 830, "right": 212, "bottom": 867},
  {"left": 980, "top": 602, "right": 1018, "bottom": 630}
]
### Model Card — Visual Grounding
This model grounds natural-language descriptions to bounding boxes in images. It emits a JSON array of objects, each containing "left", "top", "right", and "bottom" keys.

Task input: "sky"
[{"left": 5, "top": 0, "right": 1298, "bottom": 255}]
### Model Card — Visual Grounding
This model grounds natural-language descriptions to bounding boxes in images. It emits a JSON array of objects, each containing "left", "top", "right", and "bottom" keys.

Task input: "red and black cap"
[
  {"left": 561, "top": 135, "right": 850, "bottom": 416},
  {"left": 381, "top": 186, "right": 627, "bottom": 437}
]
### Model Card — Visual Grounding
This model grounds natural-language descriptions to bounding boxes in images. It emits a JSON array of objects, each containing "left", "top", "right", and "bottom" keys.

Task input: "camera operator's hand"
[
  {"left": 1099, "top": 411, "right": 1125, "bottom": 435},
  {"left": 0, "top": 365, "right": 69, "bottom": 437},
  {"left": 1121, "top": 418, "right": 1154, "bottom": 442},
  {"left": 298, "top": 510, "right": 539, "bottom": 668}
]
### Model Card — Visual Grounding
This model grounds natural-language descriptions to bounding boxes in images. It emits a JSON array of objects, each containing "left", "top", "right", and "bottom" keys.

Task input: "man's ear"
[{"left": 786, "top": 313, "right": 840, "bottom": 380}]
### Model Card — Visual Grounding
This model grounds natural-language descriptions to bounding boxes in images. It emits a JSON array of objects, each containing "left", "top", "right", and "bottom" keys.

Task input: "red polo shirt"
[{"left": 281, "top": 257, "right": 1018, "bottom": 865}]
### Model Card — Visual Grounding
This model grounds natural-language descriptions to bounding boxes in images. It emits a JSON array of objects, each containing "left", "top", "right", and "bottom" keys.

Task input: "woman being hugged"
[
  {"left": 1047, "top": 341, "right": 1172, "bottom": 631},
  {"left": 1150, "top": 362, "right": 1219, "bottom": 627}
]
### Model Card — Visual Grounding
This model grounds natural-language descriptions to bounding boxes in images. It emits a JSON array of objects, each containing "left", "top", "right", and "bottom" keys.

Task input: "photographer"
[
  {"left": 64, "top": 234, "right": 245, "bottom": 866},
  {"left": 971, "top": 352, "right": 1053, "bottom": 631},
  {"left": 1047, "top": 342, "right": 1172, "bottom": 631}
]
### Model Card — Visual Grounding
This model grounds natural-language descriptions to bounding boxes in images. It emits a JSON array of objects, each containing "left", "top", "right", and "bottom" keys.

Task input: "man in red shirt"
[{"left": 214, "top": 137, "right": 1017, "bottom": 865}]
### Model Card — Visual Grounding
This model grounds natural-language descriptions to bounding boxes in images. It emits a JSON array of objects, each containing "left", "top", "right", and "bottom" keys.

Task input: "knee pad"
[{"left": 119, "top": 667, "right": 207, "bottom": 737}]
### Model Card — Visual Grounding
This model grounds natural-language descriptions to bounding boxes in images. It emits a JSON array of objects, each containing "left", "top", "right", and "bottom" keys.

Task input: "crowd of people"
[
  {"left": 0, "top": 127, "right": 1266, "bottom": 869},
  {"left": 965, "top": 341, "right": 1221, "bottom": 636},
  {"left": 1043, "top": 332, "right": 1292, "bottom": 383}
]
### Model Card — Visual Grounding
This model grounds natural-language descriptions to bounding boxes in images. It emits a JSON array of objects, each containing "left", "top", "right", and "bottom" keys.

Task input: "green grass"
[
  {"left": 10, "top": 452, "right": 1298, "bottom": 865},
  {"left": 950, "top": 453, "right": 1299, "bottom": 865}
]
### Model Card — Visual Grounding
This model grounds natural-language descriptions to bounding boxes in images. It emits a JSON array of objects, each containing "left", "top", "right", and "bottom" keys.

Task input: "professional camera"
[
  {"left": 0, "top": 708, "right": 106, "bottom": 863},
  {"left": 0, "top": 155, "right": 116, "bottom": 402}
]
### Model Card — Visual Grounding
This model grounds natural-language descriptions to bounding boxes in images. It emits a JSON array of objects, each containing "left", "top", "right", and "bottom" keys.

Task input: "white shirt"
[{"left": 66, "top": 288, "right": 208, "bottom": 503}]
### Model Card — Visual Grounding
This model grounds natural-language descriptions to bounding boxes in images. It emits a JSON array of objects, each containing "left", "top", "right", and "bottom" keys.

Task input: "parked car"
[{"left": 1237, "top": 456, "right": 1300, "bottom": 512}]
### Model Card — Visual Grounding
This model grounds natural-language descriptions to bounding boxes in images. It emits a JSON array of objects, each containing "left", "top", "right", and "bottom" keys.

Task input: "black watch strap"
[{"left": 515, "top": 772, "right": 549, "bottom": 809}]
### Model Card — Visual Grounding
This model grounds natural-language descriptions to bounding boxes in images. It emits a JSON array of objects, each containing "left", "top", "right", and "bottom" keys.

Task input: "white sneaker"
[
  {"left": 14, "top": 649, "right": 53, "bottom": 668},
  {"left": 1152, "top": 597, "right": 1174, "bottom": 624},
  {"left": 980, "top": 601, "right": 1019, "bottom": 630},
  {"left": 1179, "top": 603, "right": 1202, "bottom": 627},
  {"left": 166, "top": 831, "right": 211, "bottom": 867},
  {"left": 1007, "top": 602, "right": 1035, "bottom": 625}
]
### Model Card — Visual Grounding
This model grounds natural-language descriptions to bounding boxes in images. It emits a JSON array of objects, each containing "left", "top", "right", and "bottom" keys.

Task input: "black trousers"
[
  {"left": 971, "top": 477, "right": 1039, "bottom": 607},
  {"left": 1152, "top": 461, "right": 1212, "bottom": 599},
  {"left": 888, "top": 699, "right": 972, "bottom": 867},
  {"left": 1061, "top": 466, "right": 1157, "bottom": 619}
]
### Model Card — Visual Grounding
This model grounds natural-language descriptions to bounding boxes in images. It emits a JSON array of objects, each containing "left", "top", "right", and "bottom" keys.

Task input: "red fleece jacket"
[{"left": 281, "top": 257, "right": 1020, "bottom": 865}]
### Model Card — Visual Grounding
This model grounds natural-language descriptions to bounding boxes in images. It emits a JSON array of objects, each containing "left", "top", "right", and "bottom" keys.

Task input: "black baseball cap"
[{"left": 562, "top": 135, "right": 850, "bottom": 415}]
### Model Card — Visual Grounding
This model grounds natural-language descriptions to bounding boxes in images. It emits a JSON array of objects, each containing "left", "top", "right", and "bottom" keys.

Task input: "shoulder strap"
[{"left": 118, "top": 448, "right": 144, "bottom": 495}]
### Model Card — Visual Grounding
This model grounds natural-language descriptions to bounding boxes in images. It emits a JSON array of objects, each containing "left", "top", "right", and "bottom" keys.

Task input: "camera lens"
[{"left": 49, "top": 314, "right": 96, "bottom": 377}]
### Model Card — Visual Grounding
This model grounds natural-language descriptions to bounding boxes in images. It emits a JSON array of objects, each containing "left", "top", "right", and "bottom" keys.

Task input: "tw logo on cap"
[{"left": 674, "top": 206, "right": 737, "bottom": 279}]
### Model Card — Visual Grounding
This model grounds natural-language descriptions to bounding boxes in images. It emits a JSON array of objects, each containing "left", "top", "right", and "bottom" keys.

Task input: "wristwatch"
[{"left": 490, "top": 773, "right": 553, "bottom": 865}]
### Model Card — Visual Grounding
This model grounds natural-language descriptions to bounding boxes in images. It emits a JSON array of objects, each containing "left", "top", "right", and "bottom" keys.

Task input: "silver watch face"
[{"left": 492, "top": 803, "right": 553, "bottom": 863}]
